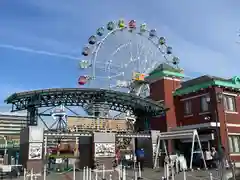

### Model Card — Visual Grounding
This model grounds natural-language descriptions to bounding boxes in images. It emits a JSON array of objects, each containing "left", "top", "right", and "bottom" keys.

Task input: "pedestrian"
[
  {"left": 136, "top": 148, "right": 145, "bottom": 171},
  {"left": 115, "top": 147, "right": 121, "bottom": 166},
  {"left": 204, "top": 148, "right": 212, "bottom": 168},
  {"left": 211, "top": 147, "right": 219, "bottom": 168}
]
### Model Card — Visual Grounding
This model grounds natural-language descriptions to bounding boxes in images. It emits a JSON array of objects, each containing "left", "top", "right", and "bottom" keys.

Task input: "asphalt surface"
[{"left": 8, "top": 168, "right": 226, "bottom": 180}]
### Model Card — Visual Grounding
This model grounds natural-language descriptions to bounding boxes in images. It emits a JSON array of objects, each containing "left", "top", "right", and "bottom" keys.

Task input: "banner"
[
  {"left": 28, "top": 143, "right": 42, "bottom": 160},
  {"left": 132, "top": 72, "right": 145, "bottom": 81},
  {"left": 95, "top": 143, "right": 115, "bottom": 157}
]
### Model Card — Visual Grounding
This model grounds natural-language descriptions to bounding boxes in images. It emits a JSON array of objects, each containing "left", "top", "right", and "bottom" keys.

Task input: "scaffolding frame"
[{"left": 153, "top": 129, "right": 207, "bottom": 170}]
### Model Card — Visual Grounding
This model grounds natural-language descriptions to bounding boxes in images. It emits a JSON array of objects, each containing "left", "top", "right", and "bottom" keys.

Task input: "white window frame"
[
  {"left": 200, "top": 96, "right": 209, "bottom": 112},
  {"left": 223, "top": 95, "right": 237, "bottom": 112},
  {"left": 184, "top": 100, "right": 192, "bottom": 115},
  {"left": 229, "top": 136, "right": 240, "bottom": 153}
]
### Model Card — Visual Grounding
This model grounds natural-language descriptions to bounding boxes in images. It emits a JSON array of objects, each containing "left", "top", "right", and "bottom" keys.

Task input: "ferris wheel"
[{"left": 78, "top": 19, "right": 180, "bottom": 97}]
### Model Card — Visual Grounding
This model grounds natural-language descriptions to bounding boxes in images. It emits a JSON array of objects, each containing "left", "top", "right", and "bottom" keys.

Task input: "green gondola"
[
  {"left": 159, "top": 37, "right": 166, "bottom": 45},
  {"left": 140, "top": 23, "right": 147, "bottom": 33}
]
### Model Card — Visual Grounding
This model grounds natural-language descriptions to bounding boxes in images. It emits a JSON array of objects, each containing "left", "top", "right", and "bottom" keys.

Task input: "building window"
[
  {"left": 184, "top": 100, "right": 192, "bottom": 115},
  {"left": 229, "top": 136, "right": 240, "bottom": 153},
  {"left": 223, "top": 95, "right": 237, "bottom": 112},
  {"left": 228, "top": 137, "right": 234, "bottom": 153},
  {"left": 200, "top": 96, "right": 209, "bottom": 112}
]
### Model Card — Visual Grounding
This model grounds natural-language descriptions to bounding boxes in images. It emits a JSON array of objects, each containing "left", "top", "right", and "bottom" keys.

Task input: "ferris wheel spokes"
[{"left": 78, "top": 19, "right": 181, "bottom": 91}]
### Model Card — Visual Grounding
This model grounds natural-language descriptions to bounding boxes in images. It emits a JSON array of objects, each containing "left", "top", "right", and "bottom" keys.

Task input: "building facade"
[
  {"left": 147, "top": 63, "right": 240, "bottom": 164},
  {"left": 0, "top": 112, "right": 27, "bottom": 147}
]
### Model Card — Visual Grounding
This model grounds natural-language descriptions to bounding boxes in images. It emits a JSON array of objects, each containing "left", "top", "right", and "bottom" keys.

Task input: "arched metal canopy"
[{"left": 5, "top": 88, "right": 168, "bottom": 117}]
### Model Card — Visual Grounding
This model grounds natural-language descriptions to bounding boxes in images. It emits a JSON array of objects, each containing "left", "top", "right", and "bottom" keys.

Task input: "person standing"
[
  {"left": 136, "top": 148, "right": 145, "bottom": 171},
  {"left": 115, "top": 147, "right": 121, "bottom": 166},
  {"left": 204, "top": 149, "right": 213, "bottom": 168},
  {"left": 211, "top": 147, "right": 219, "bottom": 168}
]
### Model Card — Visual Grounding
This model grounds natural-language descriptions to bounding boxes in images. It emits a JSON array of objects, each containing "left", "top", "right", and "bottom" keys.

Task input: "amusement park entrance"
[
  {"left": 4, "top": 19, "right": 186, "bottom": 178},
  {"left": 5, "top": 88, "right": 167, "bottom": 173}
]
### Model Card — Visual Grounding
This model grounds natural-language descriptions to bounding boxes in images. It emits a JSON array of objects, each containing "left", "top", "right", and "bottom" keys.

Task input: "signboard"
[
  {"left": 132, "top": 72, "right": 145, "bottom": 81},
  {"left": 55, "top": 158, "right": 63, "bottom": 164},
  {"left": 0, "top": 141, "right": 20, "bottom": 148},
  {"left": 28, "top": 143, "right": 42, "bottom": 160},
  {"left": 29, "top": 126, "right": 43, "bottom": 142},
  {"left": 95, "top": 143, "right": 115, "bottom": 157}
]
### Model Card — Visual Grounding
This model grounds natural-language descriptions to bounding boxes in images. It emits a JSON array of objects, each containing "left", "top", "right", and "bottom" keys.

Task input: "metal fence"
[{"left": 19, "top": 160, "right": 237, "bottom": 180}]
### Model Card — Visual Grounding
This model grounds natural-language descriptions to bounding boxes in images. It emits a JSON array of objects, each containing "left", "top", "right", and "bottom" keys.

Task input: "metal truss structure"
[{"left": 5, "top": 88, "right": 167, "bottom": 126}]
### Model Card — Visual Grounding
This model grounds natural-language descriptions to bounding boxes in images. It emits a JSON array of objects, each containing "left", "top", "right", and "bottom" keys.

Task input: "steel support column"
[{"left": 27, "top": 106, "right": 38, "bottom": 126}]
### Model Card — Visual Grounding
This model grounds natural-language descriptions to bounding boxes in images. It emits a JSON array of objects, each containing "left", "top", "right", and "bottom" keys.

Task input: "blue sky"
[{"left": 0, "top": 0, "right": 240, "bottom": 109}]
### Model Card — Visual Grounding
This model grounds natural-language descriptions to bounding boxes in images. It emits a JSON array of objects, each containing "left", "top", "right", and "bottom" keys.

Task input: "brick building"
[{"left": 147, "top": 63, "right": 240, "bottom": 164}]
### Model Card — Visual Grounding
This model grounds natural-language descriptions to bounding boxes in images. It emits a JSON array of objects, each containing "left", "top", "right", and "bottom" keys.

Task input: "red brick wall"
[
  {"left": 174, "top": 88, "right": 213, "bottom": 126},
  {"left": 214, "top": 87, "right": 230, "bottom": 152},
  {"left": 150, "top": 116, "right": 167, "bottom": 132},
  {"left": 230, "top": 155, "right": 240, "bottom": 162},
  {"left": 227, "top": 127, "right": 240, "bottom": 133},
  {"left": 150, "top": 78, "right": 181, "bottom": 131}
]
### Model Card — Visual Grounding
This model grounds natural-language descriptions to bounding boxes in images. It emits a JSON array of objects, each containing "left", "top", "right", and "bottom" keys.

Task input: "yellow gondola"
[{"left": 118, "top": 19, "right": 125, "bottom": 28}]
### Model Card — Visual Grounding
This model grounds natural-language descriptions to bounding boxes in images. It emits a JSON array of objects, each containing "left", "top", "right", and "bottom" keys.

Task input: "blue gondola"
[
  {"left": 149, "top": 29, "right": 157, "bottom": 37},
  {"left": 96, "top": 27, "right": 104, "bottom": 36},
  {"left": 107, "top": 21, "right": 115, "bottom": 31},
  {"left": 82, "top": 47, "right": 90, "bottom": 56},
  {"left": 166, "top": 46, "right": 173, "bottom": 54},
  {"left": 88, "top": 35, "right": 97, "bottom": 45}
]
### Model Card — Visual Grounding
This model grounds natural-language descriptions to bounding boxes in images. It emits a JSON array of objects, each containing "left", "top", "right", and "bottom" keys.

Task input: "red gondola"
[
  {"left": 128, "top": 20, "right": 136, "bottom": 29},
  {"left": 78, "top": 76, "right": 88, "bottom": 85}
]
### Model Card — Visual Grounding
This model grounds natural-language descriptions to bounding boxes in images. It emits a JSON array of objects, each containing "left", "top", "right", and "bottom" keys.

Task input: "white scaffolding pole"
[{"left": 153, "top": 129, "right": 207, "bottom": 170}]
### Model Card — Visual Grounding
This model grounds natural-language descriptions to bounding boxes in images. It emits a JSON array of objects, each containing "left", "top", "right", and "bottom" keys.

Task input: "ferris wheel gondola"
[{"left": 79, "top": 19, "right": 181, "bottom": 97}]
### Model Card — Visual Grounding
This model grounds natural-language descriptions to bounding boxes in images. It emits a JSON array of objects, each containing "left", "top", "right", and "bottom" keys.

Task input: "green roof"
[
  {"left": 147, "top": 63, "right": 185, "bottom": 80},
  {"left": 174, "top": 75, "right": 240, "bottom": 96}
]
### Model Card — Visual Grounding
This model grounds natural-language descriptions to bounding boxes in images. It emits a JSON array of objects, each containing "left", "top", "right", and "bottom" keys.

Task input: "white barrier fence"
[
  {"left": 22, "top": 160, "right": 237, "bottom": 180},
  {"left": 22, "top": 162, "right": 142, "bottom": 180},
  {"left": 82, "top": 163, "right": 142, "bottom": 180},
  {"left": 23, "top": 168, "right": 42, "bottom": 180},
  {"left": 162, "top": 157, "right": 237, "bottom": 180}
]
